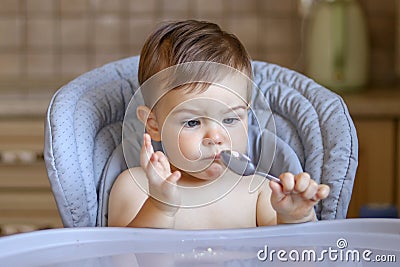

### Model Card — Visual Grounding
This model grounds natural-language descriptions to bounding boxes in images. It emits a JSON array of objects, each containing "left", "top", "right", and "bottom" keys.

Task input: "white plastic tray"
[{"left": 0, "top": 219, "right": 399, "bottom": 266}]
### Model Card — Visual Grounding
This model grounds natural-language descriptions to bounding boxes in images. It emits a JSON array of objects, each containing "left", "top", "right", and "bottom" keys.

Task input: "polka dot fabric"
[
  {"left": 252, "top": 61, "right": 358, "bottom": 220},
  {"left": 44, "top": 57, "right": 357, "bottom": 227},
  {"left": 44, "top": 57, "right": 139, "bottom": 227}
]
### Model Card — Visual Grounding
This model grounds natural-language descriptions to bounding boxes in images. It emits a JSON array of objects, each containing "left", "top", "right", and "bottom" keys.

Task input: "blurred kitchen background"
[
  {"left": 0, "top": 0, "right": 398, "bottom": 91},
  {"left": 0, "top": 0, "right": 399, "bottom": 235}
]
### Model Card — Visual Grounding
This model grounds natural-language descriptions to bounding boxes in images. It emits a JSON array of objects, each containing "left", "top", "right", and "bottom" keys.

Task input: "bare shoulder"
[
  {"left": 110, "top": 167, "right": 149, "bottom": 195},
  {"left": 115, "top": 167, "right": 147, "bottom": 186},
  {"left": 108, "top": 167, "right": 148, "bottom": 226}
]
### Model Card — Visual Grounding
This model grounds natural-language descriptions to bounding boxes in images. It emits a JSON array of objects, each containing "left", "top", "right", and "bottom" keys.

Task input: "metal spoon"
[{"left": 220, "top": 150, "right": 281, "bottom": 183}]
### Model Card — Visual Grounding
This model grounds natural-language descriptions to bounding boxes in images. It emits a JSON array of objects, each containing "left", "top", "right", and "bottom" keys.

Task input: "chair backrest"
[{"left": 44, "top": 56, "right": 358, "bottom": 227}]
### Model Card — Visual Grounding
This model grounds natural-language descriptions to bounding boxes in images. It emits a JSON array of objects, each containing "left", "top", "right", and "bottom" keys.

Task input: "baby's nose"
[
  {"left": 202, "top": 137, "right": 219, "bottom": 146},
  {"left": 202, "top": 126, "right": 225, "bottom": 146}
]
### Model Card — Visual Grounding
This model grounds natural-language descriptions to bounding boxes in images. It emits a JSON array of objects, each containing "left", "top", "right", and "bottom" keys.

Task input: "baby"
[{"left": 108, "top": 20, "right": 330, "bottom": 229}]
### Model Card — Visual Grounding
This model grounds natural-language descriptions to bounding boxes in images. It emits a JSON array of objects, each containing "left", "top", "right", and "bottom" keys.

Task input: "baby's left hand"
[{"left": 269, "top": 172, "right": 330, "bottom": 224}]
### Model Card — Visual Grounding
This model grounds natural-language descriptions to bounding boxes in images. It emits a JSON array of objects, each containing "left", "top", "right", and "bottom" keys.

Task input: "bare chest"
[{"left": 174, "top": 184, "right": 259, "bottom": 229}]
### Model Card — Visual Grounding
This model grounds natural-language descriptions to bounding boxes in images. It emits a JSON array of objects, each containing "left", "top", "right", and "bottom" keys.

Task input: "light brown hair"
[{"left": 138, "top": 20, "right": 252, "bottom": 106}]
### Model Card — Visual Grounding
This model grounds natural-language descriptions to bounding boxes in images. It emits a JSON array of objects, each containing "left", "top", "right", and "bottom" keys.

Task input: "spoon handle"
[{"left": 254, "top": 171, "right": 281, "bottom": 184}]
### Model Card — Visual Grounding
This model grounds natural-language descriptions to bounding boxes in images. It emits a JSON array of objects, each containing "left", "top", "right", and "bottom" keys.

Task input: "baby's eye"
[
  {"left": 223, "top": 117, "right": 240, "bottom": 125},
  {"left": 183, "top": 119, "right": 201, "bottom": 128}
]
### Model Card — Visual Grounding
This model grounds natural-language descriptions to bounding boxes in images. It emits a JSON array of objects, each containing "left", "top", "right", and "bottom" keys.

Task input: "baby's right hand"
[{"left": 140, "top": 133, "right": 181, "bottom": 216}]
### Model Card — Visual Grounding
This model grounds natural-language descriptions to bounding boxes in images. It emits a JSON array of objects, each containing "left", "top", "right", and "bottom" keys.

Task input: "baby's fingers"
[
  {"left": 269, "top": 180, "right": 286, "bottom": 203},
  {"left": 314, "top": 184, "right": 330, "bottom": 201},
  {"left": 154, "top": 151, "right": 170, "bottom": 172},
  {"left": 305, "top": 184, "right": 330, "bottom": 202},
  {"left": 140, "top": 133, "right": 154, "bottom": 167},
  {"left": 301, "top": 179, "right": 318, "bottom": 200},
  {"left": 146, "top": 153, "right": 167, "bottom": 184},
  {"left": 293, "top": 173, "right": 329, "bottom": 202},
  {"left": 293, "top": 172, "right": 311, "bottom": 194},
  {"left": 279, "top": 173, "right": 295, "bottom": 194}
]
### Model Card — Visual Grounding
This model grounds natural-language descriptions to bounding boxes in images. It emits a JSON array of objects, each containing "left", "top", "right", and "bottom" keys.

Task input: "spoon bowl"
[{"left": 220, "top": 150, "right": 281, "bottom": 183}]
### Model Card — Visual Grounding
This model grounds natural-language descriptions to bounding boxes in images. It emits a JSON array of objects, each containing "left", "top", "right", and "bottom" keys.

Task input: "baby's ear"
[{"left": 136, "top": 105, "right": 161, "bottom": 141}]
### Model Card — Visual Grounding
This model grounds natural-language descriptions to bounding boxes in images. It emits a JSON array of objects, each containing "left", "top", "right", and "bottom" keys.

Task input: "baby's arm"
[
  {"left": 127, "top": 134, "right": 181, "bottom": 228},
  {"left": 269, "top": 172, "right": 330, "bottom": 224},
  {"left": 108, "top": 168, "right": 147, "bottom": 227},
  {"left": 108, "top": 134, "right": 181, "bottom": 228}
]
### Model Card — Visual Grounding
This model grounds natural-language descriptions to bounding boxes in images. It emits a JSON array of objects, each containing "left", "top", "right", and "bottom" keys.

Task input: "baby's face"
[{"left": 153, "top": 76, "right": 249, "bottom": 181}]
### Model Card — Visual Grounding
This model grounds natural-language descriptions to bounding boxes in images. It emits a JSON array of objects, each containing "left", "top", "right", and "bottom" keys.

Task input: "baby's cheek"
[
  {"left": 178, "top": 133, "right": 202, "bottom": 160},
  {"left": 161, "top": 128, "right": 197, "bottom": 165},
  {"left": 229, "top": 128, "right": 248, "bottom": 152}
]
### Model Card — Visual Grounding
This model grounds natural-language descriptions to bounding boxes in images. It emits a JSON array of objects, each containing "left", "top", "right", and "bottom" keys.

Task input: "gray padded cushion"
[
  {"left": 251, "top": 62, "right": 358, "bottom": 220},
  {"left": 44, "top": 56, "right": 358, "bottom": 227},
  {"left": 45, "top": 57, "right": 138, "bottom": 227}
]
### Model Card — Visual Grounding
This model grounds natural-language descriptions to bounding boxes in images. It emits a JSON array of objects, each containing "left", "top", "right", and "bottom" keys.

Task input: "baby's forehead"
[
  {"left": 140, "top": 62, "right": 252, "bottom": 109},
  {"left": 165, "top": 85, "right": 250, "bottom": 116},
  {"left": 179, "top": 79, "right": 250, "bottom": 99}
]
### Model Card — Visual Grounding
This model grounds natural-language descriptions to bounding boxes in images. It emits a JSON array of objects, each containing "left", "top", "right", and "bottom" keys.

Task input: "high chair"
[{"left": 44, "top": 56, "right": 358, "bottom": 227}]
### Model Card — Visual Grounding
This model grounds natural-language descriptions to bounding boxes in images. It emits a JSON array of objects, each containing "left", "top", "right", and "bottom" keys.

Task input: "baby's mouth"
[{"left": 203, "top": 152, "right": 222, "bottom": 161}]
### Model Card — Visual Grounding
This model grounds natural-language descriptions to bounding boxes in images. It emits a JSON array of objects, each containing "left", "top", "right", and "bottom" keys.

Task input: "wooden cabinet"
[
  {"left": 0, "top": 118, "right": 62, "bottom": 230},
  {"left": 398, "top": 120, "right": 400, "bottom": 215},
  {"left": 347, "top": 119, "right": 396, "bottom": 217},
  {"left": 343, "top": 89, "right": 400, "bottom": 218}
]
